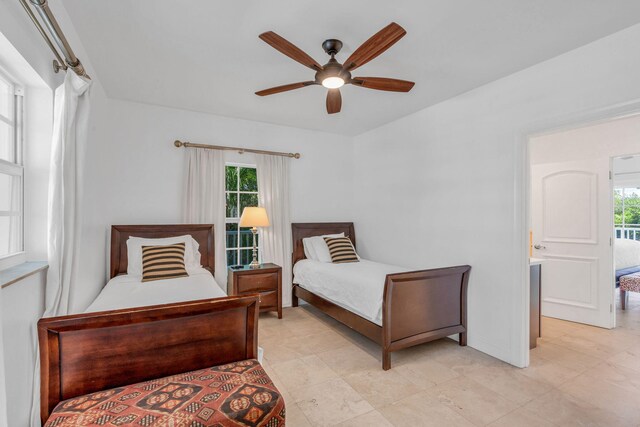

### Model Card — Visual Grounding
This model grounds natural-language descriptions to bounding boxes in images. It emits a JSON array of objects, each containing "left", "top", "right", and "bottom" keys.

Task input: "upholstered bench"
[
  {"left": 621, "top": 272, "right": 640, "bottom": 310},
  {"left": 44, "top": 359, "right": 285, "bottom": 427},
  {"left": 38, "top": 296, "right": 282, "bottom": 427}
]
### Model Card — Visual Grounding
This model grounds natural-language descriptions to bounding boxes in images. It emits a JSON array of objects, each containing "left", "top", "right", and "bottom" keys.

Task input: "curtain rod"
[
  {"left": 19, "top": 0, "right": 89, "bottom": 78},
  {"left": 174, "top": 140, "right": 301, "bottom": 159}
]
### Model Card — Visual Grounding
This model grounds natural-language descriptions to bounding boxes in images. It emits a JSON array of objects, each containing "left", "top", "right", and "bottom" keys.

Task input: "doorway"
[{"left": 527, "top": 114, "right": 640, "bottom": 346}]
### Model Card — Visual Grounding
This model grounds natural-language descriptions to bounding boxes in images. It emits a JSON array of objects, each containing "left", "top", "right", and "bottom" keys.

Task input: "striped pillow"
[
  {"left": 323, "top": 236, "right": 359, "bottom": 264},
  {"left": 141, "top": 242, "right": 189, "bottom": 282}
]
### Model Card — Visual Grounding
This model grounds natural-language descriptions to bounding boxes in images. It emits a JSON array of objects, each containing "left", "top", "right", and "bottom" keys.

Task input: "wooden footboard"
[
  {"left": 382, "top": 265, "right": 471, "bottom": 369},
  {"left": 38, "top": 295, "right": 259, "bottom": 425}
]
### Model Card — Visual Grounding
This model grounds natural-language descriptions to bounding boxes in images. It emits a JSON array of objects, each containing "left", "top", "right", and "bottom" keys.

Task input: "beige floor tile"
[
  {"left": 335, "top": 410, "right": 394, "bottom": 427},
  {"left": 280, "top": 329, "right": 352, "bottom": 356},
  {"left": 524, "top": 389, "right": 634, "bottom": 427},
  {"left": 529, "top": 341, "right": 601, "bottom": 371},
  {"left": 558, "top": 372, "right": 640, "bottom": 422},
  {"left": 284, "top": 400, "right": 313, "bottom": 426},
  {"left": 608, "top": 342, "right": 640, "bottom": 373},
  {"left": 551, "top": 330, "right": 634, "bottom": 360},
  {"left": 520, "top": 355, "right": 581, "bottom": 387},
  {"left": 487, "top": 407, "right": 556, "bottom": 427},
  {"left": 260, "top": 337, "right": 304, "bottom": 365},
  {"left": 395, "top": 357, "right": 460, "bottom": 389},
  {"left": 427, "top": 376, "right": 520, "bottom": 426},
  {"left": 583, "top": 361, "right": 640, "bottom": 394},
  {"left": 271, "top": 355, "right": 338, "bottom": 391},
  {"left": 343, "top": 368, "right": 422, "bottom": 408},
  {"left": 316, "top": 345, "right": 380, "bottom": 376},
  {"left": 463, "top": 364, "right": 551, "bottom": 405},
  {"left": 379, "top": 391, "right": 475, "bottom": 427},
  {"left": 291, "top": 378, "right": 374, "bottom": 426}
]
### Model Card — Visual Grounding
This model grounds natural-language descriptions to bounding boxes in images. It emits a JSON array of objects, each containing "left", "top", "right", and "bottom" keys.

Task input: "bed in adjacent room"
[{"left": 292, "top": 222, "right": 471, "bottom": 370}]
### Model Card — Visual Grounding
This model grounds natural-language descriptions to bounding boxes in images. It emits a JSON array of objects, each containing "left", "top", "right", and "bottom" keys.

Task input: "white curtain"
[
  {"left": 0, "top": 289, "right": 8, "bottom": 427},
  {"left": 183, "top": 148, "right": 227, "bottom": 287},
  {"left": 256, "top": 154, "right": 292, "bottom": 306},
  {"left": 30, "top": 71, "right": 92, "bottom": 426}
]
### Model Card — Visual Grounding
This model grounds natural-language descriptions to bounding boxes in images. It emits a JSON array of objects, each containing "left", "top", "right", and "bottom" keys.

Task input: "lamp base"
[
  {"left": 249, "top": 227, "right": 260, "bottom": 268},
  {"left": 249, "top": 260, "right": 260, "bottom": 269}
]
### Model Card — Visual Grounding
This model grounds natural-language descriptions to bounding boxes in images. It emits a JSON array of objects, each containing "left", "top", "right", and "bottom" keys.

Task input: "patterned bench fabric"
[
  {"left": 621, "top": 272, "right": 640, "bottom": 293},
  {"left": 44, "top": 359, "right": 285, "bottom": 427}
]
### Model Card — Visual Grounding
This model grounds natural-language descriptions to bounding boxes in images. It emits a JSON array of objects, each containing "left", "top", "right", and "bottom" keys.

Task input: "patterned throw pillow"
[
  {"left": 141, "top": 242, "right": 189, "bottom": 282},
  {"left": 323, "top": 236, "right": 359, "bottom": 263}
]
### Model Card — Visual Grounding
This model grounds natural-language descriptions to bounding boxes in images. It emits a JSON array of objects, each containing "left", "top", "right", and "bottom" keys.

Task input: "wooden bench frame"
[{"left": 38, "top": 295, "right": 259, "bottom": 425}]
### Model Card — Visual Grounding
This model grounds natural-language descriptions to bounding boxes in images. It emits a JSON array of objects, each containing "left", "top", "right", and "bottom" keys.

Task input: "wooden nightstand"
[{"left": 227, "top": 263, "right": 282, "bottom": 318}]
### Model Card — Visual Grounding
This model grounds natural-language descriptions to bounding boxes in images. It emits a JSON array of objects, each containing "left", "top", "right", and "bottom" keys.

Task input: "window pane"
[
  {"left": 0, "top": 78, "right": 11, "bottom": 119},
  {"left": 0, "top": 215, "right": 22, "bottom": 256},
  {"left": 225, "top": 166, "right": 238, "bottom": 191},
  {"left": 240, "top": 248, "right": 254, "bottom": 265},
  {"left": 241, "top": 227, "right": 257, "bottom": 248},
  {"left": 0, "top": 173, "right": 20, "bottom": 212},
  {"left": 0, "top": 120, "right": 14, "bottom": 163},
  {"left": 226, "top": 222, "right": 238, "bottom": 248},
  {"left": 239, "top": 167, "right": 258, "bottom": 192},
  {"left": 226, "top": 192, "right": 238, "bottom": 218},
  {"left": 239, "top": 193, "right": 258, "bottom": 214},
  {"left": 227, "top": 249, "right": 238, "bottom": 267}
]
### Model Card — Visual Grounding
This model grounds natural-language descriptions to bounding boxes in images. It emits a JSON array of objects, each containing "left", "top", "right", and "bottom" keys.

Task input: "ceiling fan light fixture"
[{"left": 322, "top": 76, "right": 344, "bottom": 89}]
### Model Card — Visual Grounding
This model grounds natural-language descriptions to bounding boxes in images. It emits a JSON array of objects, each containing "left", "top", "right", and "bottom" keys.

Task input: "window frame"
[
  {"left": 225, "top": 162, "right": 259, "bottom": 266},
  {"left": 0, "top": 66, "right": 24, "bottom": 261}
]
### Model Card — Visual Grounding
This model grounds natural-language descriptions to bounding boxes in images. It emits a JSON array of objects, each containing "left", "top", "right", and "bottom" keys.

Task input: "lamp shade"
[{"left": 239, "top": 207, "right": 270, "bottom": 228}]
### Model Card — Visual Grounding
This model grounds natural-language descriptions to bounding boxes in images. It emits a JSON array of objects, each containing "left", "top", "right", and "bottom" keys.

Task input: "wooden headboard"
[
  {"left": 110, "top": 224, "right": 215, "bottom": 279},
  {"left": 291, "top": 222, "right": 356, "bottom": 266},
  {"left": 38, "top": 295, "right": 259, "bottom": 424}
]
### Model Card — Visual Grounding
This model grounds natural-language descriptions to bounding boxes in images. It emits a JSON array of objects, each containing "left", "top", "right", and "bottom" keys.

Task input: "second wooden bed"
[{"left": 291, "top": 222, "right": 471, "bottom": 370}]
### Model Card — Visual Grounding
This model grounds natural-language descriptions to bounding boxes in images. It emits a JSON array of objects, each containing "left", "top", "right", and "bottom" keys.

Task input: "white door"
[{"left": 531, "top": 158, "right": 613, "bottom": 328}]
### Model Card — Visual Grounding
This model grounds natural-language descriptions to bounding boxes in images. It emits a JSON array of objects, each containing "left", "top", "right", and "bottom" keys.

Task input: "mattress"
[
  {"left": 84, "top": 267, "right": 227, "bottom": 313},
  {"left": 293, "top": 259, "right": 409, "bottom": 326},
  {"left": 44, "top": 359, "right": 285, "bottom": 427}
]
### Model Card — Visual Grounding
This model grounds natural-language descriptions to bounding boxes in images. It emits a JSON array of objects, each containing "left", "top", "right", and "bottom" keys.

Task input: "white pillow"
[
  {"left": 311, "top": 233, "right": 345, "bottom": 263},
  {"left": 302, "top": 237, "right": 318, "bottom": 260},
  {"left": 126, "top": 235, "right": 201, "bottom": 277}
]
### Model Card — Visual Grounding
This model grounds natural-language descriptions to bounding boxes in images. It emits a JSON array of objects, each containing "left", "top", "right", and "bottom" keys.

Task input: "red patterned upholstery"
[
  {"left": 44, "top": 359, "right": 285, "bottom": 427},
  {"left": 621, "top": 272, "right": 640, "bottom": 293}
]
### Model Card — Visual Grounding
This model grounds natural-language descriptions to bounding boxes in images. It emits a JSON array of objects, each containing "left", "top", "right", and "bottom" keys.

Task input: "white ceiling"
[{"left": 60, "top": 0, "right": 640, "bottom": 136}]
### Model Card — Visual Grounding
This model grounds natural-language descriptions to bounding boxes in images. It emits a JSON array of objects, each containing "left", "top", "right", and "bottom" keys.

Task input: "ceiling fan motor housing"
[{"left": 322, "top": 39, "right": 343, "bottom": 55}]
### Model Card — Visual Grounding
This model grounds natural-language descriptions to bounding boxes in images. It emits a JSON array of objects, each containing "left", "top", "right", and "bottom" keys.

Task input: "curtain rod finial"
[
  {"left": 294, "top": 153, "right": 301, "bottom": 159},
  {"left": 174, "top": 140, "right": 183, "bottom": 148}
]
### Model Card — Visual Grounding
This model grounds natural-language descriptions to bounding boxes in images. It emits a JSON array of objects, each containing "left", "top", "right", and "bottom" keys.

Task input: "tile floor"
[{"left": 259, "top": 292, "right": 640, "bottom": 426}]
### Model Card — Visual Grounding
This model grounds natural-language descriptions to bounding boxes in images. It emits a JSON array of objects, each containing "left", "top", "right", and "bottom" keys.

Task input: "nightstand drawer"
[
  {"left": 259, "top": 290, "right": 277, "bottom": 309},
  {"left": 237, "top": 272, "right": 278, "bottom": 293}
]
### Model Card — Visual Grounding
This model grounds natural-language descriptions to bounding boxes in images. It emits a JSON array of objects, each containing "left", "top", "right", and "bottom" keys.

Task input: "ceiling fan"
[{"left": 255, "top": 22, "right": 415, "bottom": 114}]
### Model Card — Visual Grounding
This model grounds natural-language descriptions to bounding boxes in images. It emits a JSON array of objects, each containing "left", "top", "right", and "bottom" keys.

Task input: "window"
[
  {"left": 225, "top": 164, "right": 258, "bottom": 266},
  {"left": 0, "top": 69, "right": 23, "bottom": 258},
  {"left": 615, "top": 187, "right": 640, "bottom": 241}
]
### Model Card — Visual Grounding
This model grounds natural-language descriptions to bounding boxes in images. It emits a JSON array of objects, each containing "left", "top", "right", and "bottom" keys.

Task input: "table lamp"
[{"left": 239, "top": 207, "right": 270, "bottom": 268}]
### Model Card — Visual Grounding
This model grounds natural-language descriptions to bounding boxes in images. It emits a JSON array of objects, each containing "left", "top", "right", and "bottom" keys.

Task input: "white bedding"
[
  {"left": 85, "top": 267, "right": 226, "bottom": 313},
  {"left": 293, "top": 259, "right": 409, "bottom": 326}
]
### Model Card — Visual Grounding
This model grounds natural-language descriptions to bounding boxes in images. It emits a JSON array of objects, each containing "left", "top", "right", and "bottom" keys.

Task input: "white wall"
[
  {"left": 530, "top": 114, "right": 640, "bottom": 165},
  {"left": 1, "top": 271, "right": 46, "bottom": 427},
  {"left": 73, "top": 98, "right": 355, "bottom": 312},
  {"left": 352, "top": 23, "right": 640, "bottom": 366}
]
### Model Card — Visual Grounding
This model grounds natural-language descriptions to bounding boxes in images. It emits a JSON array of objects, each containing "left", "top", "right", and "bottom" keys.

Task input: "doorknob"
[{"left": 534, "top": 244, "right": 546, "bottom": 250}]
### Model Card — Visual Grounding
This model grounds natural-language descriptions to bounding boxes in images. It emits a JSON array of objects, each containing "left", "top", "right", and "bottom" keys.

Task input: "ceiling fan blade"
[
  {"left": 351, "top": 77, "right": 415, "bottom": 92},
  {"left": 255, "top": 81, "right": 317, "bottom": 96},
  {"left": 343, "top": 22, "right": 406, "bottom": 72},
  {"left": 326, "top": 89, "right": 342, "bottom": 114},
  {"left": 259, "top": 31, "right": 322, "bottom": 71}
]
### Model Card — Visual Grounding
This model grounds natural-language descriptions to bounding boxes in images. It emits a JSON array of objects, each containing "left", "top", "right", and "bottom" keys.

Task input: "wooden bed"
[
  {"left": 110, "top": 224, "right": 215, "bottom": 279},
  {"left": 291, "top": 222, "right": 471, "bottom": 370},
  {"left": 38, "top": 295, "right": 260, "bottom": 425}
]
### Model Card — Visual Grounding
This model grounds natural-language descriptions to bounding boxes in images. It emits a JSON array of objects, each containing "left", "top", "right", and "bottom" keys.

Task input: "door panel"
[{"left": 532, "top": 158, "right": 613, "bottom": 328}]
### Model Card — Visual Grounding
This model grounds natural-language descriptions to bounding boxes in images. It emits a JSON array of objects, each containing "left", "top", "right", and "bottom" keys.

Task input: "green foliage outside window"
[{"left": 225, "top": 165, "right": 259, "bottom": 265}]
